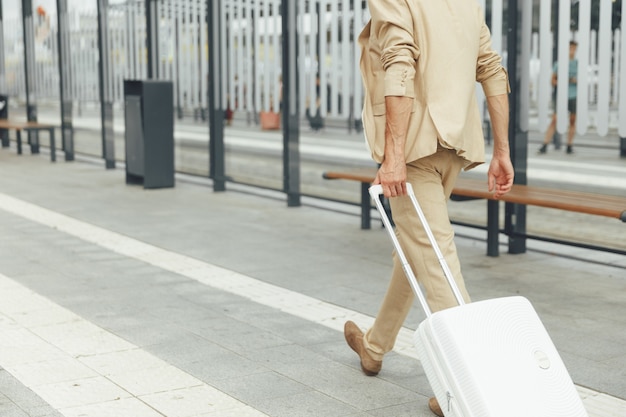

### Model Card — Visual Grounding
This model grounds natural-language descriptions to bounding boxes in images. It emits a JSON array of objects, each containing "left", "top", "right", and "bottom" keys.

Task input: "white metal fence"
[{"left": 1, "top": 0, "right": 625, "bottom": 137}]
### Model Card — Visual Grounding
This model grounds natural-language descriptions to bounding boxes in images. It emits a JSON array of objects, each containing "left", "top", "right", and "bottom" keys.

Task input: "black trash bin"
[
  {"left": 0, "top": 95, "right": 8, "bottom": 148},
  {"left": 123, "top": 80, "right": 174, "bottom": 189}
]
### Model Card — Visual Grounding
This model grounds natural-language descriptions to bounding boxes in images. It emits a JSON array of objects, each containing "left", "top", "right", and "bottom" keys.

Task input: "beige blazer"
[{"left": 360, "top": 0, "right": 510, "bottom": 169}]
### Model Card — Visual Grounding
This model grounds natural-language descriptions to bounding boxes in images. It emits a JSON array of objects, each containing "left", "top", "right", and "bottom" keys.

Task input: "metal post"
[
  {"left": 0, "top": 0, "right": 6, "bottom": 86},
  {"left": 208, "top": 0, "right": 226, "bottom": 191},
  {"left": 97, "top": 0, "right": 115, "bottom": 169},
  {"left": 21, "top": 0, "right": 38, "bottom": 153},
  {"left": 316, "top": 1, "right": 321, "bottom": 66},
  {"left": 175, "top": 18, "right": 182, "bottom": 119},
  {"left": 621, "top": 137, "right": 626, "bottom": 158},
  {"left": 250, "top": 6, "right": 258, "bottom": 125},
  {"left": 146, "top": 0, "right": 158, "bottom": 79},
  {"left": 282, "top": 0, "right": 301, "bottom": 207},
  {"left": 56, "top": 0, "right": 74, "bottom": 161},
  {"left": 0, "top": 0, "right": 5, "bottom": 93},
  {"left": 0, "top": 1, "right": 8, "bottom": 148},
  {"left": 505, "top": 0, "right": 528, "bottom": 254},
  {"left": 551, "top": 0, "right": 561, "bottom": 148},
  {"left": 487, "top": 200, "right": 500, "bottom": 257}
]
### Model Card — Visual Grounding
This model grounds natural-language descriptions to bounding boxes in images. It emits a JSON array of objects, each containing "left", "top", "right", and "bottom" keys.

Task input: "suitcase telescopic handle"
[{"left": 369, "top": 184, "right": 466, "bottom": 318}]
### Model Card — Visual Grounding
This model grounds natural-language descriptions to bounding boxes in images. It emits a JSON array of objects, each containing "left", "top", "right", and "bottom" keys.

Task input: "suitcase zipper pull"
[{"left": 447, "top": 392, "right": 453, "bottom": 412}]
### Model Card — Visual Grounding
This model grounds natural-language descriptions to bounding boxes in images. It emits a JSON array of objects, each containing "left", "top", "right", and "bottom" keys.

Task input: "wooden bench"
[
  {"left": 323, "top": 167, "right": 626, "bottom": 256},
  {"left": 0, "top": 119, "right": 57, "bottom": 162}
]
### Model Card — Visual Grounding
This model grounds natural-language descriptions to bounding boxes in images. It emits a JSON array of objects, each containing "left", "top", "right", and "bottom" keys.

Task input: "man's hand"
[
  {"left": 373, "top": 157, "right": 407, "bottom": 197},
  {"left": 487, "top": 152, "right": 514, "bottom": 198},
  {"left": 485, "top": 93, "right": 513, "bottom": 198}
]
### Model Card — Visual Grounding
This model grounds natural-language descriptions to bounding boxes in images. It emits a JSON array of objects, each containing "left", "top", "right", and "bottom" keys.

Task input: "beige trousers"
[{"left": 364, "top": 147, "right": 472, "bottom": 360}]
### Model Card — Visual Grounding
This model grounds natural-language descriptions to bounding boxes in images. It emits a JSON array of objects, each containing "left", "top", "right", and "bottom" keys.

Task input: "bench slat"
[
  {"left": 323, "top": 169, "right": 379, "bottom": 183},
  {"left": 0, "top": 120, "right": 56, "bottom": 130},
  {"left": 323, "top": 169, "right": 626, "bottom": 221}
]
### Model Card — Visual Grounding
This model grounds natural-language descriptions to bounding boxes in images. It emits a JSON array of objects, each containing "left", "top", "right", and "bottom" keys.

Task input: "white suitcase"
[{"left": 369, "top": 184, "right": 588, "bottom": 417}]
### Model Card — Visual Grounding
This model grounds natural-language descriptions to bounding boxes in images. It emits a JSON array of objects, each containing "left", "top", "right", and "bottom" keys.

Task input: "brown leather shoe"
[
  {"left": 344, "top": 321, "right": 382, "bottom": 376},
  {"left": 428, "top": 397, "right": 444, "bottom": 417}
]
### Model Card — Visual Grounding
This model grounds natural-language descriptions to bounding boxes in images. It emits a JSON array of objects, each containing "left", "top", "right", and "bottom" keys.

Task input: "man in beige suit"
[{"left": 343, "top": 1, "right": 514, "bottom": 415}]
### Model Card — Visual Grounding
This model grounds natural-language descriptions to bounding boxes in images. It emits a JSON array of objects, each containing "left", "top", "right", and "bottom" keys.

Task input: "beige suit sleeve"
[
  {"left": 367, "top": 0, "right": 419, "bottom": 98},
  {"left": 476, "top": 20, "right": 510, "bottom": 97}
]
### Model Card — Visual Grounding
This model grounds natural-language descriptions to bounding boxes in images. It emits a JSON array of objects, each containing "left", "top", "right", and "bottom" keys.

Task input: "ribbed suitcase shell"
[
  {"left": 369, "top": 184, "right": 588, "bottom": 417},
  {"left": 415, "top": 296, "right": 587, "bottom": 417}
]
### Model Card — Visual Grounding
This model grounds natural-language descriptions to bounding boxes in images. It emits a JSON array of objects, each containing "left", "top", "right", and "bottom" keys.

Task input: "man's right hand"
[{"left": 373, "top": 158, "right": 407, "bottom": 198}]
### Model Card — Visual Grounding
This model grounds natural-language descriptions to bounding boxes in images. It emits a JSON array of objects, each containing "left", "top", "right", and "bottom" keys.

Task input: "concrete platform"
[{"left": 0, "top": 148, "right": 624, "bottom": 417}]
